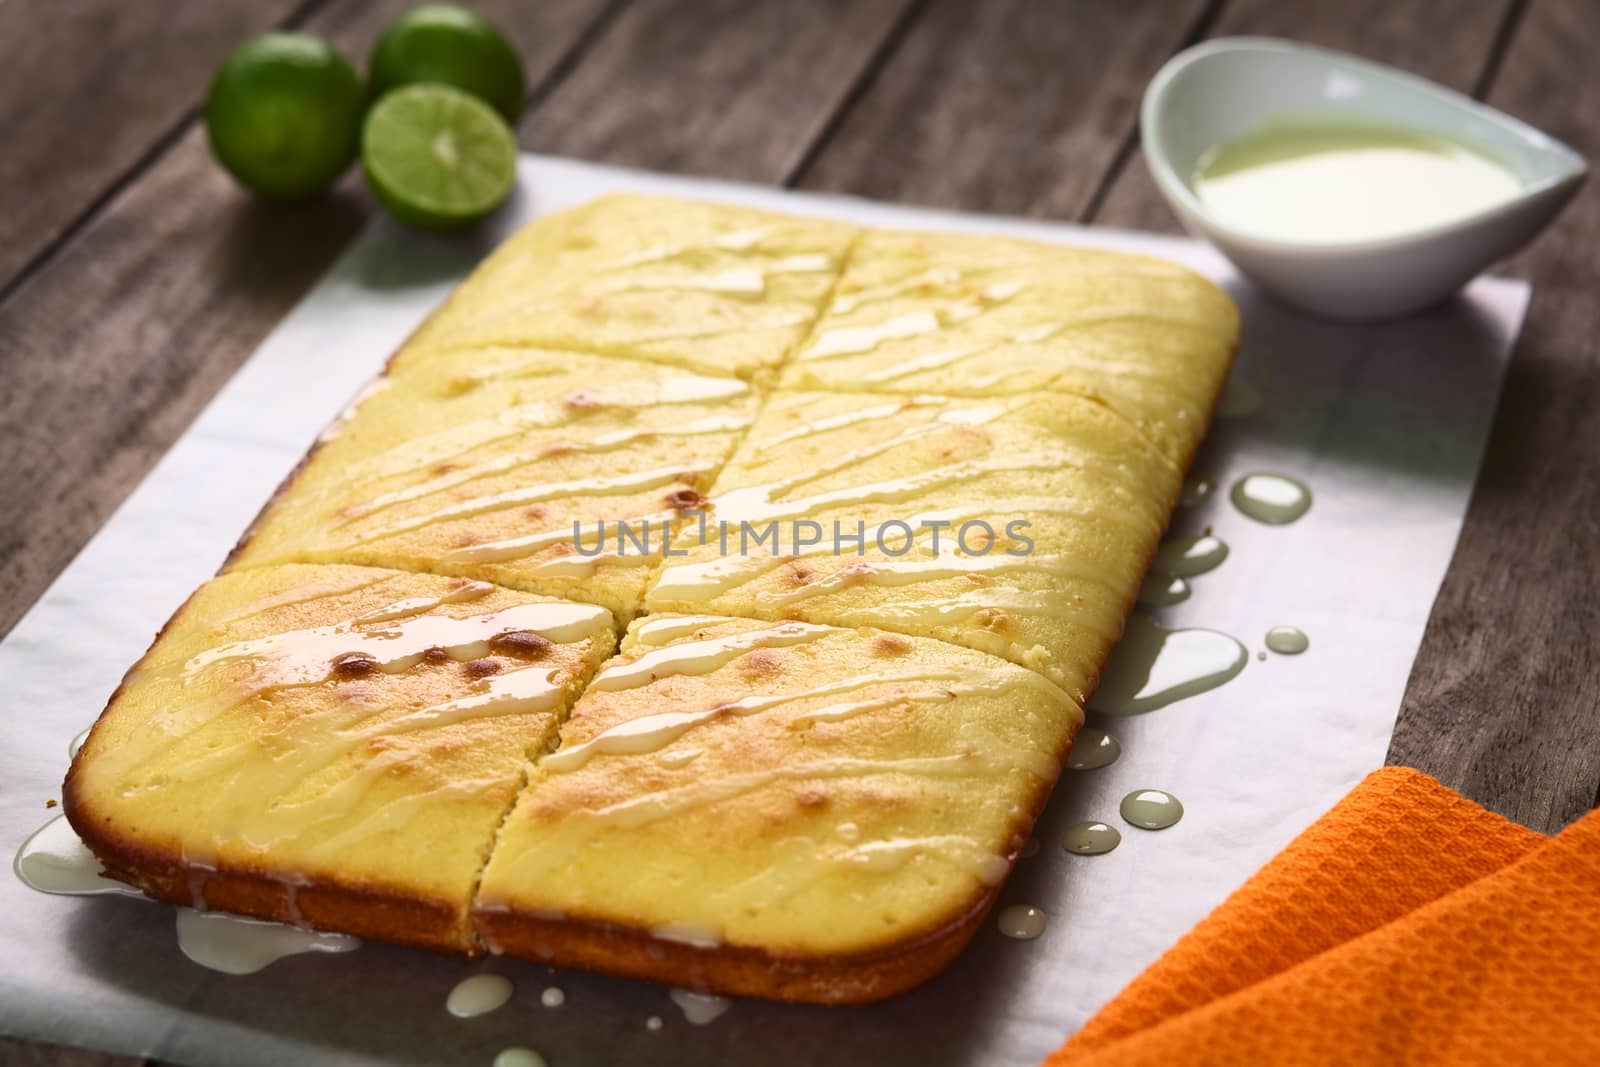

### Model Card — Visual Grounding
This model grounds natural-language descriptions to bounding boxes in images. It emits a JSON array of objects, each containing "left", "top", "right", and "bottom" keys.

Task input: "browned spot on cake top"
[
  {"left": 664, "top": 488, "right": 706, "bottom": 511},
  {"left": 871, "top": 634, "right": 913, "bottom": 656},
  {"left": 739, "top": 648, "right": 782, "bottom": 677},
  {"left": 330, "top": 651, "right": 378, "bottom": 679},
  {"left": 489, "top": 630, "right": 553, "bottom": 660}
]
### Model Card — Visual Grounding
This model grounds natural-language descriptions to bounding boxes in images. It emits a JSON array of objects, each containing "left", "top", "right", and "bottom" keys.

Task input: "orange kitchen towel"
[{"left": 1044, "top": 766, "right": 1600, "bottom": 1066}]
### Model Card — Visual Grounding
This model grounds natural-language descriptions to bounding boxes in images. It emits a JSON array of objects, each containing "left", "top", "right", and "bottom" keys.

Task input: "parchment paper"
[{"left": 0, "top": 156, "right": 1529, "bottom": 1066}]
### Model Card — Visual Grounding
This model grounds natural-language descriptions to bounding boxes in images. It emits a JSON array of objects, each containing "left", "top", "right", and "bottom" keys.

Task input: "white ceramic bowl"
[{"left": 1142, "top": 37, "right": 1587, "bottom": 321}]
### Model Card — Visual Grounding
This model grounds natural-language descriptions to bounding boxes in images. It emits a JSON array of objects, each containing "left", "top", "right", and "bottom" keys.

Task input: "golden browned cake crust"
[
  {"left": 230, "top": 346, "right": 757, "bottom": 621},
  {"left": 64, "top": 564, "right": 614, "bottom": 953},
  {"left": 473, "top": 614, "right": 1081, "bottom": 1001},
  {"left": 780, "top": 228, "right": 1239, "bottom": 469},
  {"left": 64, "top": 194, "right": 1239, "bottom": 1002},
  {"left": 397, "top": 194, "right": 860, "bottom": 383},
  {"left": 646, "top": 389, "right": 1183, "bottom": 701}
]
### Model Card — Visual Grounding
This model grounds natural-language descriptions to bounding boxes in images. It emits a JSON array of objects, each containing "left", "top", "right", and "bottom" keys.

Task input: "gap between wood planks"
[{"left": 0, "top": 0, "right": 331, "bottom": 312}]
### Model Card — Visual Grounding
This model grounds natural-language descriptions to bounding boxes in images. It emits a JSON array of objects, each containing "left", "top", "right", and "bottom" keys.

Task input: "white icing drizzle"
[
  {"left": 175, "top": 908, "right": 358, "bottom": 975},
  {"left": 649, "top": 921, "right": 723, "bottom": 949},
  {"left": 13, "top": 816, "right": 143, "bottom": 897},
  {"left": 669, "top": 988, "right": 732, "bottom": 1025},
  {"left": 587, "top": 622, "right": 832, "bottom": 693},
  {"left": 446, "top": 973, "right": 514, "bottom": 1018},
  {"left": 996, "top": 904, "right": 1048, "bottom": 940}
]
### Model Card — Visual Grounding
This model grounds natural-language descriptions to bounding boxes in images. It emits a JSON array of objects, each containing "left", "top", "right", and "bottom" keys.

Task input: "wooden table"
[{"left": 2, "top": 1, "right": 1596, "bottom": 1062}]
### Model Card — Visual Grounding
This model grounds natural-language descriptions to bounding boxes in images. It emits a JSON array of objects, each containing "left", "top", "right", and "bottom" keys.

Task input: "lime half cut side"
[{"left": 362, "top": 83, "right": 517, "bottom": 230}]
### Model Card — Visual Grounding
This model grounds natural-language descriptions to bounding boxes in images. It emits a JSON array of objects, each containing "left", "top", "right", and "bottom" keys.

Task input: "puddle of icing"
[
  {"left": 1120, "top": 789, "right": 1184, "bottom": 830},
  {"left": 1151, "top": 535, "right": 1229, "bottom": 578},
  {"left": 996, "top": 904, "right": 1048, "bottom": 940},
  {"left": 447, "top": 973, "right": 514, "bottom": 1018},
  {"left": 541, "top": 986, "right": 566, "bottom": 1008},
  {"left": 670, "top": 988, "right": 732, "bottom": 1025},
  {"left": 1089, "top": 613, "right": 1248, "bottom": 716},
  {"left": 1065, "top": 728, "right": 1121, "bottom": 770},
  {"left": 1179, "top": 476, "right": 1214, "bottom": 508},
  {"left": 493, "top": 1048, "right": 548, "bottom": 1067},
  {"left": 1063, "top": 821, "right": 1122, "bottom": 855},
  {"left": 1231, "top": 472, "right": 1312, "bottom": 524},
  {"left": 14, "top": 816, "right": 142, "bottom": 897},
  {"left": 1215, "top": 378, "right": 1261, "bottom": 418},
  {"left": 1265, "top": 626, "right": 1310, "bottom": 655},
  {"left": 175, "top": 908, "right": 358, "bottom": 975},
  {"left": 1138, "top": 574, "right": 1191, "bottom": 607}
]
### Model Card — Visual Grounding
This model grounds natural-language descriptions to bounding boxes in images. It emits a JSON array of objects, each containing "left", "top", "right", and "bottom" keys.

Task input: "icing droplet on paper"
[
  {"left": 14, "top": 816, "right": 142, "bottom": 897},
  {"left": 1090, "top": 614, "right": 1247, "bottom": 716},
  {"left": 670, "top": 988, "right": 731, "bottom": 1025},
  {"left": 1063, "top": 821, "right": 1121, "bottom": 855},
  {"left": 1121, "top": 789, "right": 1184, "bottom": 830},
  {"left": 1231, "top": 473, "right": 1312, "bottom": 524},
  {"left": 175, "top": 908, "right": 358, "bottom": 975},
  {"left": 1066, "top": 728, "right": 1121, "bottom": 770},
  {"left": 1265, "top": 626, "right": 1310, "bottom": 654},
  {"left": 996, "top": 904, "right": 1048, "bottom": 940}
]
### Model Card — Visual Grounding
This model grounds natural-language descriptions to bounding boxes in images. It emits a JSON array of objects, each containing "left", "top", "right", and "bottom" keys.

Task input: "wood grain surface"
[
  {"left": 0, "top": 0, "right": 613, "bottom": 643},
  {"left": 793, "top": 0, "right": 1212, "bottom": 215},
  {"left": 0, "top": 0, "right": 311, "bottom": 293},
  {"left": 2, "top": 0, "right": 1598, "bottom": 1061},
  {"left": 519, "top": 0, "right": 919, "bottom": 181},
  {"left": 1385, "top": 0, "right": 1600, "bottom": 831}
]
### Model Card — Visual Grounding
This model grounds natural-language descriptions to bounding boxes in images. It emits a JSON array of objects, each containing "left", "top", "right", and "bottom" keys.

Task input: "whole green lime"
[
  {"left": 362, "top": 83, "right": 518, "bottom": 230},
  {"left": 205, "top": 33, "right": 365, "bottom": 199},
  {"left": 368, "top": 5, "right": 525, "bottom": 123}
]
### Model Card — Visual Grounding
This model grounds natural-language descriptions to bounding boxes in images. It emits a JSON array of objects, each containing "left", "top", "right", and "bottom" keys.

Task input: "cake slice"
[
  {"left": 64, "top": 564, "right": 615, "bottom": 953},
  {"left": 473, "top": 613, "right": 1081, "bottom": 1002},
  {"left": 230, "top": 346, "right": 758, "bottom": 621},
  {"left": 398, "top": 194, "right": 860, "bottom": 383},
  {"left": 779, "top": 228, "right": 1239, "bottom": 467},
  {"left": 644, "top": 390, "right": 1181, "bottom": 701}
]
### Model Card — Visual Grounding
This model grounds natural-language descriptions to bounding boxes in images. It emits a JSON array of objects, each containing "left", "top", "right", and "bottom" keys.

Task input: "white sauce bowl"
[{"left": 1142, "top": 37, "right": 1587, "bottom": 321}]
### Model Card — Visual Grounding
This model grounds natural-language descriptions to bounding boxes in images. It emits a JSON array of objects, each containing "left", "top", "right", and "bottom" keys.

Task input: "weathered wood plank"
[
  {"left": 0, "top": 0, "right": 311, "bottom": 294},
  {"left": 0, "top": 0, "right": 615, "bottom": 642},
  {"left": 1386, "top": 0, "right": 1600, "bottom": 831},
  {"left": 794, "top": 0, "right": 1211, "bottom": 216},
  {"left": 519, "top": 0, "right": 917, "bottom": 181},
  {"left": 0, "top": 1036, "right": 143, "bottom": 1067},
  {"left": 1088, "top": 0, "right": 1518, "bottom": 231}
]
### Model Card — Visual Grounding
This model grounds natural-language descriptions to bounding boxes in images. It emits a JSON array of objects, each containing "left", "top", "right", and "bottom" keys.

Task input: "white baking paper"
[{"left": 0, "top": 156, "right": 1528, "bottom": 1066}]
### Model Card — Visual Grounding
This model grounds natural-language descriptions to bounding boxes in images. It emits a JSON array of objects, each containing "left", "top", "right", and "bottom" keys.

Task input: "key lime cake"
[
  {"left": 63, "top": 193, "right": 1238, "bottom": 1003},
  {"left": 780, "top": 228, "right": 1239, "bottom": 467},
  {"left": 64, "top": 564, "right": 614, "bottom": 952},
  {"left": 474, "top": 614, "right": 1081, "bottom": 1001},
  {"left": 230, "top": 346, "right": 757, "bottom": 620},
  {"left": 399, "top": 194, "right": 859, "bottom": 382},
  {"left": 645, "top": 389, "right": 1182, "bottom": 701}
]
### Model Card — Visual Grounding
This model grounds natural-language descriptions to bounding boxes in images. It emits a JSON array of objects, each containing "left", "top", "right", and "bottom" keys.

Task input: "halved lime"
[
  {"left": 361, "top": 83, "right": 517, "bottom": 230},
  {"left": 205, "top": 32, "right": 365, "bottom": 199},
  {"left": 368, "top": 4, "right": 525, "bottom": 123}
]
